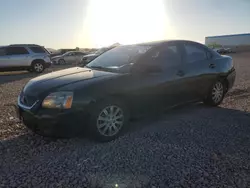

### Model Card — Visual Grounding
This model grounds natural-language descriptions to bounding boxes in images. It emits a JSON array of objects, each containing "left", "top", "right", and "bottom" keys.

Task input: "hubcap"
[
  {"left": 34, "top": 63, "right": 43, "bottom": 72},
  {"left": 212, "top": 82, "right": 223, "bottom": 103},
  {"left": 97, "top": 105, "right": 124, "bottom": 137}
]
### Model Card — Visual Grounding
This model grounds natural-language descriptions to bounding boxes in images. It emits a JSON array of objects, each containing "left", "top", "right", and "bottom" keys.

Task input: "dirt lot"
[{"left": 0, "top": 54, "right": 250, "bottom": 187}]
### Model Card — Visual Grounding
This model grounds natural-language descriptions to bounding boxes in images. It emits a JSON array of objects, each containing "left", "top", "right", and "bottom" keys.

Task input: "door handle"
[
  {"left": 209, "top": 63, "right": 216, "bottom": 68},
  {"left": 176, "top": 70, "right": 185, "bottom": 77}
]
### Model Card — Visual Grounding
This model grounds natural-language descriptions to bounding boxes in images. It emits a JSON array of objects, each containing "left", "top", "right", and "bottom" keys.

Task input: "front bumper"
[{"left": 17, "top": 98, "right": 88, "bottom": 138}]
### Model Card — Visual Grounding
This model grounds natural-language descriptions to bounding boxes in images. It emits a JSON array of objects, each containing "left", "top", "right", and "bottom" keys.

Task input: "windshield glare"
[
  {"left": 87, "top": 45, "right": 152, "bottom": 72},
  {"left": 95, "top": 48, "right": 107, "bottom": 55}
]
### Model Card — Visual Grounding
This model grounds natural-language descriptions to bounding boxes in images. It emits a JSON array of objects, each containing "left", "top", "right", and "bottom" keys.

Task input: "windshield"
[
  {"left": 63, "top": 51, "right": 73, "bottom": 56},
  {"left": 86, "top": 45, "right": 152, "bottom": 72}
]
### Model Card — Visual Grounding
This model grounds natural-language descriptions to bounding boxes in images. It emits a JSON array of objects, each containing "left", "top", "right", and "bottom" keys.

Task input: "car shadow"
[
  {"left": 0, "top": 66, "right": 75, "bottom": 85},
  {"left": 1, "top": 104, "right": 250, "bottom": 187},
  {"left": 0, "top": 71, "right": 37, "bottom": 85}
]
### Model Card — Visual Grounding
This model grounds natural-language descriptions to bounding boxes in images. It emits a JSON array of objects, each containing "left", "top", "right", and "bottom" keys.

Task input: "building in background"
[{"left": 205, "top": 33, "right": 250, "bottom": 52}]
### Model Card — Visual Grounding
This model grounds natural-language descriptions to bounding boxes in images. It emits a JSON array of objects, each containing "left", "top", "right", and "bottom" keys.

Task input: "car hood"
[{"left": 23, "top": 67, "right": 118, "bottom": 96}]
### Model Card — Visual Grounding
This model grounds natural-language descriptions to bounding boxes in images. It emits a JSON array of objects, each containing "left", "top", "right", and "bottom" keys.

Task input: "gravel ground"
[{"left": 1, "top": 54, "right": 250, "bottom": 188}]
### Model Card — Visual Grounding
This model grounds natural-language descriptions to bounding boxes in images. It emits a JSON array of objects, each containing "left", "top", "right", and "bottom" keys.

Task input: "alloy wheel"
[
  {"left": 97, "top": 105, "right": 124, "bottom": 137},
  {"left": 211, "top": 82, "right": 224, "bottom": 103},
  {"left": 34, "top": 63, "right": 44, "bottom": 72}
]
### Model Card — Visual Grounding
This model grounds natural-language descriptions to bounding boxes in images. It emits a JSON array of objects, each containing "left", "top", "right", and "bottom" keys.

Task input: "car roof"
[
  {"left": 9, "top": 44, "right": 42, "bottom": 46},
  {"left": 122, "top": 39, "right": 204, "bottom": 47},
  {"left": 64, "top": 51, "right": 79, "bottom": 53},
  {"left": 0, "top": 44, "right": 44, "bottom": 48}
]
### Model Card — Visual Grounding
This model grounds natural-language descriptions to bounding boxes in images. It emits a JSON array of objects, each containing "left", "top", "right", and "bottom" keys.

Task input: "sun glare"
[{"left": 81, "top": 0, "right": 175, "bottom": 48}]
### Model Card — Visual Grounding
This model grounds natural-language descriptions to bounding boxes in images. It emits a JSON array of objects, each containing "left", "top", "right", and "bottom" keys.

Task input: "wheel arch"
[
  {"left": 217, "top": 75, "right": 229, "bottom": 93},
  {"left": 86, "top": 93, "right": 130, "bottom": 114},
  {"left": 31, "top": 59, "right": 45, "bottom": 66}
]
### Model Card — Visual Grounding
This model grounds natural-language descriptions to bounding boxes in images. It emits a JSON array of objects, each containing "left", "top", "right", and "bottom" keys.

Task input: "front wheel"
[
  {"left": 88, "top": 99, "right": 129, "bottom": 142},
  {"left": 203, "top": 80, "right": 225, "bottom": 106}
]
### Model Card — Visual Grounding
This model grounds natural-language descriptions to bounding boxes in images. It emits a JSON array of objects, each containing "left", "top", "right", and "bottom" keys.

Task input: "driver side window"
[{"left": 148, "top": 44, "right": 181, "bottom": 69}]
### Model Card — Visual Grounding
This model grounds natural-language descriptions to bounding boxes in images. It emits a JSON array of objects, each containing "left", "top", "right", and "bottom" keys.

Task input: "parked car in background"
[
  {"left": 17, "top": 40, "right": 236, "bottom": 141},
  {"left": 80, "top": 47, "right": 114, "bottom": 66},
  {"left": 215, "top": 47, "right": 234, "bottom": 54},
  {"left": 0, "top": 44, "right": 51, "bottom": 73},
  {"left": 52, "top": 51, "right": 87, "bottom": 65},
  {"left": 212, "top": 48, "right": 221, "bottom": 53},
  {"left": 224, "top": 48, "right": 233, "bottom": 53},
  {"left": 50, "top": 48, "right": 76, "bottom": 58}
]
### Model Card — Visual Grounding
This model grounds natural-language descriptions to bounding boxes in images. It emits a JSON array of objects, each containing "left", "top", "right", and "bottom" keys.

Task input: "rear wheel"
[
  {"left": 88, "top": 99, "right": 129, "bottom": 142},
  {"left": 32, "top": 61, "right": 45, "bottom": 73},
  {"left": 203, "top": 80, "right": 225, "bottom": 106}
]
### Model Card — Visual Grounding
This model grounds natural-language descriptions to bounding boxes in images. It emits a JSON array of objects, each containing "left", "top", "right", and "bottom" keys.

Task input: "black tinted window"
[
  {"left": 184, "top": 44, "right": 207, "bottom": 63},
  {"left": 29, "top": 46, "right": 46, "bottom": 53},
  {"left": 0, "top": 48, "right": 6, "bottom": 56},
  {"left": 6, "top": 47, "right": 29, "bottom": 55},
  {"left": 149, "top": 45, "right": 181, "bottom": 67},
  {"left": 88, "top": 45, "right": 152, "bottom": 70}
]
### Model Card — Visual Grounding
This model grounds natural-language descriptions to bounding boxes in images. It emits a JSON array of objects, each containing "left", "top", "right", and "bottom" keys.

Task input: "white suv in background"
[{"left": 0, "top": 44, "right": 52, "bottom": 73}]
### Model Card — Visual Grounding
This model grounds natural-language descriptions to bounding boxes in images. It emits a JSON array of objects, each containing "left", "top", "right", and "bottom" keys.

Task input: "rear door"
[
  {"left": 6, "top": 47, "right": 30, "bottom": 67},
  {"left": 181, "top": 42, "right": 219, "bottom": 99}
]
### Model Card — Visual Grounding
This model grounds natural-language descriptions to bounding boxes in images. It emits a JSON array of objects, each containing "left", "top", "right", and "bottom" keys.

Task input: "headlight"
[{"left": 42, "top": 92, "right": 73, "bottom": 109}]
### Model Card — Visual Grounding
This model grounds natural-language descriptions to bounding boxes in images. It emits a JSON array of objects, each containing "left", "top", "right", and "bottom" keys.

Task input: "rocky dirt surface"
[{"left": 1, "top": 54, "right": 250, "bottom": 188}]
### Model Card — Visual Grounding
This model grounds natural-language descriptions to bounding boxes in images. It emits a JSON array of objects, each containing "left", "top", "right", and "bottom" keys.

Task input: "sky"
[{"left": 0, "top": 0, "right": 249, "bottom": 49}]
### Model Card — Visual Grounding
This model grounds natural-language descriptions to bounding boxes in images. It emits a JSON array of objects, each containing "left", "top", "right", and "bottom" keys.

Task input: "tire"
[
  {"left": 203, "top": 80, "right": 225, "bottom": 106},
  {"left": 88, "top": 98, "right": 129, "bottom": 142},
  {"left": 32, "top": 61, "right": 45, "bottom": 73},
  {"left": 58, "top": 59, "right": 66, "bottom": 65}
]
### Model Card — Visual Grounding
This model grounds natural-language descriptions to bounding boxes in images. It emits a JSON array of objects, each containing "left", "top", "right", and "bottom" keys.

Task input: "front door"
[
  {"left": 64, "top": 52, "right": 76, "bottom": 64},
  {"left": 127, "top": 42, "right": 191, "bottom": 114}
]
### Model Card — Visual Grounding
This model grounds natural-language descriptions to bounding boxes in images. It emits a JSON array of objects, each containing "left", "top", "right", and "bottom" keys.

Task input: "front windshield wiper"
[
  {"left": 86, "top": 65, "right": 103, "bottom": 69},
  {"left": 86, "top": 65, "right": 114, "bottom": 72}
]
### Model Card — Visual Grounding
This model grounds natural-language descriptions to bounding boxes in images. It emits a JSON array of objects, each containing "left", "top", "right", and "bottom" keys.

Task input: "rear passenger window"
[
  {"left": 184, "top": 44, "right": 207, "bottom": 63},
  {"left": 6, "top": 47, "right": 29, "bottom": 55},
  {"left": 29, "top": 46, "right": 46, "bottom": 53}
]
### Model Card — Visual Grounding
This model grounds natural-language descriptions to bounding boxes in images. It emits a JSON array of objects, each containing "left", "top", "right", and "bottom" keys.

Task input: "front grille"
[{"left": 20, "top": 92, "right": 38, "bottom": 107}]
